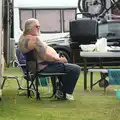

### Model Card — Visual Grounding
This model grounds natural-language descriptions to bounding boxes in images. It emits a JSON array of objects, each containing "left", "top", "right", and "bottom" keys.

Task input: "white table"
[
  {"left": 80, "top": 51, "right": 120, "bottom": 58},
  {"left": 80, "top": 51, "right": 120, "bottom": 90}
]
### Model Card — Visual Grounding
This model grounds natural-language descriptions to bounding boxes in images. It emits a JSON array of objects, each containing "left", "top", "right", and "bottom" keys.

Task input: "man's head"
[{"left": 23, "top": 18, "right": 40, "bottom": 36}]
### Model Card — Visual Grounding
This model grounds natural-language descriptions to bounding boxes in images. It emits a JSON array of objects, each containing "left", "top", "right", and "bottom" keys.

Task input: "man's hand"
[{"left": 59, "top": 56, "right": 68, "bottom": 63}]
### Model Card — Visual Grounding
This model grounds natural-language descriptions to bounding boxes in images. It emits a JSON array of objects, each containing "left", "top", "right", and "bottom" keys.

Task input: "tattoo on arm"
[
  {"left": 35, "top": 37, "right": 47, "bottom": 57},
  {"left": 24, "top": 38, "right": 30, "bottom": 49}
]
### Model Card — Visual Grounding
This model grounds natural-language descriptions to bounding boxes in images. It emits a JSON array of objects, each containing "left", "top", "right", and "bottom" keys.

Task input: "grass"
[{"left": 0, "top": 67, "right": 120, "bottom": 120}]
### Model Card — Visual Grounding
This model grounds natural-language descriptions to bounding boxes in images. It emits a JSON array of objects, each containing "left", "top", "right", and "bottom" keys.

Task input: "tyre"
[
  {"left": 78, "top": 0, "right": 106, "bottom": 17},
  {"left": 116, "top": 1, "right": 120, "bottom": 10},
  {"left": 56, "top": 50, "right": 71, "bottom": 63}
]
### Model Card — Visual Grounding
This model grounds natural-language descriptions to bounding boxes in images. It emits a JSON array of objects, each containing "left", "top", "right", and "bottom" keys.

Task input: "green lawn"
[{"left": 0, "top": 67, "right": 120, "bottom": 120}]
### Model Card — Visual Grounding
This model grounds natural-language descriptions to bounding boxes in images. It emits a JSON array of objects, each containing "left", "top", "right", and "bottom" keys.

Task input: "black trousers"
[{"left": 40, "top": 62, "right": 81, "bottom": 94}]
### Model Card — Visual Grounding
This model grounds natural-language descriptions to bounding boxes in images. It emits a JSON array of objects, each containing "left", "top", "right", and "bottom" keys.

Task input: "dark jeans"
[{"left": 40, "top": 62, "right": 81, "bottom": 94}]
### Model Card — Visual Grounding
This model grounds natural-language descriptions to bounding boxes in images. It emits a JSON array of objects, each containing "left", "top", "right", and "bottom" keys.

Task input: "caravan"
[
  {"left": 12, "top": 0, "right": 79, "bottom": 62},
  {"left": 5, "top": 0, "right": 120, "bottom": 65},
  {"left": 13, "top": 0, "right": 78, "bottom": 43}
]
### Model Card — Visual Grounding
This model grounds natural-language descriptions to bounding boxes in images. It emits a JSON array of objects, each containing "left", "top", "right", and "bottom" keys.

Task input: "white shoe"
[{"left": 66, "top": 93, "right": 74, "bottom": 101}]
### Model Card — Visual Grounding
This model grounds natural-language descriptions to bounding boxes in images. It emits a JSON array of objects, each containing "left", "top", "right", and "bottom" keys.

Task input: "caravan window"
[
  {"left": 19, "top": 10, "right": 33, "bottom": 30},
  {"left": 36, "top": 10, "right": 61, "bottom": 33},
  {"left": 63, "top": 9, "right": 76, "bottom": 32},
  {"left": 19, "top": 8, "right": 76, "bottom": 33}
]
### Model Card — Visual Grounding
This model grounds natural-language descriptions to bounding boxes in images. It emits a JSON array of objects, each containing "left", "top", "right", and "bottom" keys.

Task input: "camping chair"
[
  {"left": 23, "top": 49, "right": 66, "bottom": 100},
  {"left": 15, "top": 48, "right": 36, "bottom": 94},
  {"left": 16, "top": 48, "right": 52, "bottom": 94}
]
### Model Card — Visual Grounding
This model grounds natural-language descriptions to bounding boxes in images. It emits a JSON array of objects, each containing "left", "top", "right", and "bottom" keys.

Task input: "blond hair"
[{"left": 23, "top": 18, "right": 38, "bottom": 35}]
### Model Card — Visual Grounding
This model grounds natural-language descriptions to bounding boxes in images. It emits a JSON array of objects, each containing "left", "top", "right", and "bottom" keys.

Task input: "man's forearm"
[{"left": 43, "top": 52, "right": 60, "bottom": 61}]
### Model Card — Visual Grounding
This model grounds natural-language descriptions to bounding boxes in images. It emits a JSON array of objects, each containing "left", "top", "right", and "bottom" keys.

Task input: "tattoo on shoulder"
[
  {"left": 24, "top": 38, "right": 30, "bottom": 49},
  {"left": 36, "top": 37, "right": 43, "bottom": 47}
]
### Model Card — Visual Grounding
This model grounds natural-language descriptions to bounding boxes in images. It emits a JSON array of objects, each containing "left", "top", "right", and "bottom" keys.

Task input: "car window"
[
  {"left": 19, "top": 8, "right": 76, "bottom": 33},
  {"left": 98, "top": 22, "right": 120, "bottom": 38}
]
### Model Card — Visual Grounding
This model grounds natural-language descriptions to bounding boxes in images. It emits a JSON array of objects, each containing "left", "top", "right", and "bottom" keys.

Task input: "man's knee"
[
  {"left": 72, "top": 64, "right": 81, "bottom": 75},
  {"left": 65, "top": 63, "right": 81, "bottom": 74}
]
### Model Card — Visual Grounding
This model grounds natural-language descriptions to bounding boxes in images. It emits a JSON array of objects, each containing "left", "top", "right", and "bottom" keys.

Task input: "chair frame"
[{"left": 24, "top": 50, "right": 66, "bottom": 100}]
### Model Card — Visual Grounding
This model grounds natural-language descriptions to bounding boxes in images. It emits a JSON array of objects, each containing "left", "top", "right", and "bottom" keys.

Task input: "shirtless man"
[{"left": 19, "top": 18, "right": 81, "bottom": 100}]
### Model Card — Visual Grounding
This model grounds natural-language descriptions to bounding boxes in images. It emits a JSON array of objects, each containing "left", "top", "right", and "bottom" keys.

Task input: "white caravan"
[
  {"left": 11, "top": 0, "right": 116, "bottom": 64},
  {"left": 12, "top": 0, "right": 114, "bottom": 63},
  {"left": 13, "top": 0, "right": 78, "bottom": 45}
]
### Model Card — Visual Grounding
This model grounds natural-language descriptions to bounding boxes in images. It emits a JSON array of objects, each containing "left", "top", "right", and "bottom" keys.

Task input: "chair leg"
[
  {"left": 14, "top": 76, "right": 35, "bottom": 96},
  {"left": 27, "top": 80, "right": 30, "bottom": 98},
  {"left": 47, "top": 78, "right": 51, "bottom": 93},
  {"left": 1, "top": 77, "right": 7, "bottom": 89},
  {"left": 26, "top": 73, "right": 30, "bottom": 98},
  {"left": 26, "top": 75, "right": 37, "bottom": 97},
  {"left": 29, "top": 76, "right": 36, "bottom": 90},
  {"left": 50, "top": 76, "right": 57, "bottom": 98},
  {"left": 90, "top": 72, "right": 93, "bottom": 90},
  {"left": 31, "top": 82, "right": 36, "bottom": 91},
  {"left": 14, "top": 76, "right": 26, "bottom": 90},
  {"left": 36, "top": 75, "right": 40, "bottom": 100}
]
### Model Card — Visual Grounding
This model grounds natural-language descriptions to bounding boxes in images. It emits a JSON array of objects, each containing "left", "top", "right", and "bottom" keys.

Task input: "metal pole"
[{"left": 0, "top": 0, "right": 3, "bottom": 99}]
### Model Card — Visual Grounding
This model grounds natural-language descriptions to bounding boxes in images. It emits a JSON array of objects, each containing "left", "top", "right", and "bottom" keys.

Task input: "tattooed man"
[{"left": 18, "top": 18, "right": 81, "bottom": 101}]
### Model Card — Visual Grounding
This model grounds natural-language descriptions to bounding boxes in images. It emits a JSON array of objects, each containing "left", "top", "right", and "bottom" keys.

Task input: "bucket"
[
  {"left": 39, "top": 77, "right": 49, "bottom": 86},
  {"left": 115, "top": 89, "right": 120, "bottom": 99}
]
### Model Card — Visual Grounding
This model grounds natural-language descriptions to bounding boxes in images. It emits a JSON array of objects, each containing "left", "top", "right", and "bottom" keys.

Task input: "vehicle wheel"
[
  {"left": 78, "top": 0, "right": 106, "bottom": 17},
  {"left": 116, "top": 1, "right": 120, "bottom": 10},
  {"left": 56, "top": 50, "right": 71, "bottom": 63}
]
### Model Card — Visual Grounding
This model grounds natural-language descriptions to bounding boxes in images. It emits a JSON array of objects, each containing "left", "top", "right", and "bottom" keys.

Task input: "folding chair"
[
  {"left": 15, "top": 48, "right": 35, "bottom": 94},
  {"left": 24, "top": 50, "right": 66, "bottom": 100},
  {"left": 16, "top": 48, "right": 52, "bottom": 94}
]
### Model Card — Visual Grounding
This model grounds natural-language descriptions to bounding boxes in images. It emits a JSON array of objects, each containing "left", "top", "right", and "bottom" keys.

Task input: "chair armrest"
[
  {"left": 18, "top": 64, "right": 26, "bottom": 67},
  {"left": 37, "top": 72, "right": 66, "bottom": 77}
]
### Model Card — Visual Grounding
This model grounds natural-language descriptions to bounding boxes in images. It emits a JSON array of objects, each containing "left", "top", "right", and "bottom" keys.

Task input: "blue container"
[
  {"left": 39, "top": 77, "right": 49, "bottom": 86},
  {"left": 115, "top": 89, "right": 120, "bottom": 99}
]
